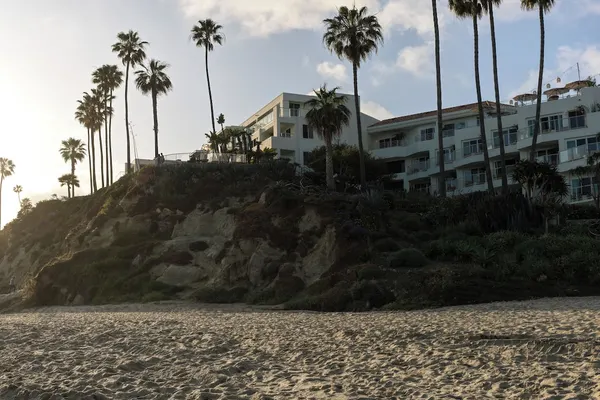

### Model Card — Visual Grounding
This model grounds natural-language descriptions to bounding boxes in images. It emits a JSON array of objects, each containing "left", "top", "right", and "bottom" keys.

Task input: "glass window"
[
  {"left": 462, "top": 139, "right": 483, "bottom": 157},
  {"left": 420, "top": 128, "right": 434, "bottom": 141},
  {"left": 442, "top": 124, "right": 455, "bottom": 138},
  {"left": 302, "top": 124, "right": 314, "bottom": 139},
  {"left": 493, "top": 126, "right": 518, "bottom": 148},
  {"left": 571, "top": 176, "right": 599, "bottom": 201}
]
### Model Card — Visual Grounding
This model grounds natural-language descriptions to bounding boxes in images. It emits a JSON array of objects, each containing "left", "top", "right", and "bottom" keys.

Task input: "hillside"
[{"left": 1, "top": 161, "right": 600, "bottom": 312}]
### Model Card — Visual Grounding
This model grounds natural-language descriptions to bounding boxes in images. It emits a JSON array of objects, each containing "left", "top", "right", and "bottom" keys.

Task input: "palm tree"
[
  {"left": 521, "top": 0, "right": 555, "bottom": 160},
  {"left": 204, "top": 132, "right": 220, "bottom": 153},
  {"left": 93, "top": 64, "right": 123, "bottom": 185},
  {"left": 323, "top": 5, "right": 383, "bottom": 188},
  {"left": 304, "top": 85, "right": 352, "bottom": 190},
  {"left": 0, "top": 158, "right": 16, "bottom": 227},
  {"left": 191, "top": 19, "right": 224, "bottom": 135},
  {"left": 59, "top": 138, "right": 86, "bottom": 197},
  {"left": 217, "top": 113, "right": 225, "bottom": 133},
  {"left": 75, "top": 95, "right": 95, "bottom": 193},
  {"left": 135, "top": 59, "right": 173, "bottom": 158},
  {"left": 486, "top": 0, "right": 509, "bottom": 193},
  {"left": 449, "top": 0, "right": 494, "bottom": 193},
  {"left": 112, "top": 30, "right": 148, "bottom": 173},
  {"left": 58, "top": 174, "right": 80, "bottom": 199},
  {"left": 13, "top": 185, "right": 22, "bottom": 204},
  {"left": 432, "top": 0, "right": 446, "bottom": 197},
  {"left": 85, "top": 89, "right": 106, "bottom": 190}
]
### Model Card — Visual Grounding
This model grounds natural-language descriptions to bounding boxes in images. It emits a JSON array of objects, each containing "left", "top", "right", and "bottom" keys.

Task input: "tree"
[
  {"left": 217, "top": 113, "right": 225, "bottom": 133},
  {"left": 112, "top": 30, "right": 148, "bottom": 174},
  {"left": 204, "top": 132, "right": 220, "bottom": 153},
  {"left": 78, "top": 90, "right": 104, "bottom": 192},
  {"left": 191, "top": 19, "right": 224, "bottom": 136},
  {"left": 323, "top": 5, "right": 383, "bottom": 188},
  {"left": 13, "top": 185, "right": 22, "bottom": 204},
  {"left": 59, "top": 138, "right": 86, "bottom": 197},
  {"left": 18, "top": 198, "right": 33, "bottom": 218},
  {"left": 432, "top": 0, "right": 445, "bottom": 197},
  {"left": 58, "top": 174, "right": 80, "bottom": 199},
  {"left": 486, "top": 0, "right": 509, "bottom": 194},
  {"left": 521, "top": 0, "right": 555, "bottom": 160},
  {"left": 304, "top": 85, "right": 352, "bottom": 190},
  {"left": 135, "top": 59, "right": 173, "bottom": 158},
  {"left": 449, "top": 0, "right": 494, "bottom": 193},
  {"left": 308, "top": 143, "right": 386, "bottom": 184},
  {"left": 93, "top": 64, "right": 123, "bottom": 185},
  {"left": 75, "top": 94, "right": 93, "bottom": 193},
  {"left": 0, "top": 158, "right": 15, "bottom": 227}
]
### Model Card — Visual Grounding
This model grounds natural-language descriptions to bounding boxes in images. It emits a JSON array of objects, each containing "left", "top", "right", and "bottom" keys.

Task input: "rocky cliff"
[{"left": 0, "top": 162, "right": 377, "bottom": 309}]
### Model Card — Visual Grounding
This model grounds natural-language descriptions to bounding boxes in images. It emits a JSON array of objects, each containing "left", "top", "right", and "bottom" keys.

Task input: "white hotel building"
[
  {"left": 240, "top": 92, "right": 379, "bottom": 166},
  {"left": 368, "top": 86, "right": 600, "bottom": 203}
]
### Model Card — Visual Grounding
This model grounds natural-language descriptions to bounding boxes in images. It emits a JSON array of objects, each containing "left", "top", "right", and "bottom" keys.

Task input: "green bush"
[{"left": 388, "top": 248, "right": 429, "bottom": 268}]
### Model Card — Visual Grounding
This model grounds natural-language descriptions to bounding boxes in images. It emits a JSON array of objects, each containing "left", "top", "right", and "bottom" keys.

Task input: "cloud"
[
  {"left": 316, "top": 61, "right": 348, "bottom": 82},
  {"left": 361, "top": 100, "right": 394, "bottom": 120},
  {"left": 509, "top": 45, "right": 600, "bottom": 99},
  {"left": 396, "top": 43, "right": 434, "bottom": 78},
  {"left": 178, "top": 0, "right": 448, "bottom": 39}
]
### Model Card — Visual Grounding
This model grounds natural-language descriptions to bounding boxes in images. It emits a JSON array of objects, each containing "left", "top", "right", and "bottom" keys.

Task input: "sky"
[{"left": 1, "top": 0, "right": 600, "bottom": 227}]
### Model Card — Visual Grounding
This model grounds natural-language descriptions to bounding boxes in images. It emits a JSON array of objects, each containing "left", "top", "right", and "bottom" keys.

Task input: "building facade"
[
  {"left": 367, "top": 86, "right": 600, "bottom": 204},
  {"left": 240, "top": 92, "right": 379, "bottom": 166}
]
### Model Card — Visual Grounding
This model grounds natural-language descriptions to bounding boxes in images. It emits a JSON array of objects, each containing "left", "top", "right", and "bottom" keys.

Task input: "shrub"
[{"left": 388, "top": 248, "right": 428, "bottom": 268}]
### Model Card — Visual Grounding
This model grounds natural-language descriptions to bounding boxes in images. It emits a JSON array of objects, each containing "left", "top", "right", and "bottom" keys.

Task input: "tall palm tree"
[
  {"left": 135, "top": 59, "right": 173, "bottom": 158},
  {"left": 432, "top": 0, "right": 446, "bottom": 197},
  {"left": 93, "top": 64, "right": 123, "bottom": 185},
  {"left": 191, "top": 19, "right": 224, "bottom": 136},
  {"left": 13, "top": 185, "right": 22, "bottom": 204},
  {"left": 217, "top": 113, "right": 225, "bottom": 133},
  {"left": 112, "top": 30, "right": 148, "bottom": 173},
  {"left": 323, "top": 5, "right": 383, "bottom": 188},
  {"left": 87, "top": 88, "right": 106, "bottom": 188},
  {"left": 521, "top": 0, "right": 555, "bottom": 160},
  {"left": 449, "top": 0, "right": 494, "bottom": 193},
  {"left": 75, "top": 95, "right": 95, "bottom": 193},
  {"left": 0, "top": 158, "right": 16, "bottom": 227},
  {"left": 487, "top": 0, "right": 508, "bottom": 193},
  {"left": 204, "top": 132, "right": 219, "bottom": 153},
  {"left": 304, "top": 85, "right": 352, "bottom": 190},
  {"left": 59, "top": 138, "right": 87, "bottom": 197}
]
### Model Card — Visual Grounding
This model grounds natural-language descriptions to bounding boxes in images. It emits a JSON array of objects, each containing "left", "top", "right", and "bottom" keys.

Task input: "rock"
[
  {"left": 72, "top": 294, "right": 85, "bottom": 306},
  {"left": 301, "top": 226, "right": 337, "bottom": 284},
  {"left": 132, "top": 254, "right": 142, "bottom": 267},
  {"left": 172, "top": 209, "right": 235, "bottom": 239},
  {"left": 159, "top": 208, "right": 173, "bottom": 218},
  {"left": 153, "top": 264, "right": 202, "bottom": 287},
  {"left": 247, "top": 241, "right": 286, "bottom": 285},
  {"left": 298, "top": 208, "right": 321, "bottom": 233}
]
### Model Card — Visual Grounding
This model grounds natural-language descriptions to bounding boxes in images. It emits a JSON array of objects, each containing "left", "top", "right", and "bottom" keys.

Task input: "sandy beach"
[{"left": 1, "top": 298, "right": 599, "bottom": 399}]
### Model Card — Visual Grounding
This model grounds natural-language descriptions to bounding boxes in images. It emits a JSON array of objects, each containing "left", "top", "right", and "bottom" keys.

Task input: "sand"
[{"left": 1, "top": 298, "right": 600, "bottom": 399}]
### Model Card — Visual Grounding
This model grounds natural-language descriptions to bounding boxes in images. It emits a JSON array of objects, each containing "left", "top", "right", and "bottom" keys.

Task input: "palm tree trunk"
[
  {"left": 529, "top": 4, "right": 545, "bottom": 161},
  {"left": 98, "top": 120, "right": 105, "bottom": 188},
  {"left": 433, "top": 0, "right": 445, "bottom": 198},
  {"left": 71, "top": 160, "right": 76, "bottom": 197},
  {"left": 91, "top": 130, "right": 98, "bottom": 192},
  {"left": 325, "top": 136, "right": 335, "bottom": 190},
  {"left": 489, "top": 5, "right": 508, "bottom": 194},
  {"left": 87, "top": 128, "right": 92, "bottom": 194},
  {"left": 152, "top": 90, "right": 159, "bottom": 158},
  {"left": 109, "top": 90, "right": 114, "bottom": 184},
  {"left": 472, "top": 7, "right": 494, "bottom": 194},
  {"left": 67, "top": 183, "right": 71, "bottom": 199},
  {"left": 206, "top": 47, "right": 217, "bottom": 135},
  {"left": 352, "top": 62, "right": 367, "bottom": 188},
  {"left": 125, "top": 61, "right": 132, "bottom": 173},
  {"left": 104, "top": 97, "right": 109, "bottom": 186},
  {"left": 17, "top": 193, "right": 20, "bottom": 204}
]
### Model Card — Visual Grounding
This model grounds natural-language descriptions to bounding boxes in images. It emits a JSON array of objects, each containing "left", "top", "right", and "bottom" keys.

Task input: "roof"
[{"left": 370, "top": 101, "right": 513, "bottom": 128}]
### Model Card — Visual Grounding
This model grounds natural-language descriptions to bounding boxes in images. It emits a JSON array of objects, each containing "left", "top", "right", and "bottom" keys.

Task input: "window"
[
  {"left": 303, "top": 151, "right": 313, "bottom": 166},
  {"left": 289, "top": 103, "right": 301, "bottom": 117},
  {"left": 571, "top": 176, "right": 599, "bottom": 201},
  {"left": 464, "top": 168, "right": 486, "bottom": 186},
  {"left": 455, "top": 122, "right": 467, "bottom": 130},
  {"left": 492, "top": 126, "right": 518, "bottom": 148},
  {"left": 493, "top": 158, "right": 517, "bottom": 179},
  {"left": 409, "top": 157, "right": 430, "bottom": 174},
  {"left": 378, "top": 134, "right": 403, "bottom": 148},
  {"left": 566, "top": 136, "right": 599, "bottom": 161},
  {"left": 386, "top": 160, "right": 405, "bottom": 174},
  {"left": 435, "top": 146, "right": 455, "bottom": 164},
  {"left": 568, "top": 108, "right": 586, "bottom": 129},
  {"left": 528, "top": 114, "right": 563, "bottom": 135},
  {"left": 419, "top": 127, "right": 434, "bottom": 141},
  {"left": 462, "top": 139, "right": 483, "bottom": 157},
  {"left": 302, "top": 124, "right": 314, "bottom": 139},
  {"left": 281, "top": 128, "right": 292, "bottom": 138},
  {"left": 411, "top": 182, "right": 431, "bottom": 193},
  {"left": 536, "top": 148, "right": 558, "bottom": 165},
  {"left": 442, "top": 124, "right": 455, "bottom": 138}
]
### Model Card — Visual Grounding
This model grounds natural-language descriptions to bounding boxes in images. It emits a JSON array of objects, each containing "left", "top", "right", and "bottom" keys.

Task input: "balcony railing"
[
  {"left": 522, "top": 115, "right": 587, "bottom": 139},
  {"left": 407, "top": 160, "right": 431, "bottom": 175},
  {"left": 536, "top": 154, "right": 559, "bottom": 165},
  {"left": 464, "top": 175, "right": 486, "bottom": 187},
  {"left": 559, "top": 144, "right": 598, "bottom": 163},
  {"left": 280, "top": 108, "right": 304, "bottom": 118},
  {"left": 442, "top": 129, "right": 455, "bottom": 138},
  {"left": 378, "top": 139, "right": 406, "bottom": 149},
  {"left": 435, "top": 152, "right": 456, "bottom": 165},
  {"left": 493, "top": 166, "right": 516, "bottom": 180},
  {"left": 414, "top": 133, "right": 435, "bottom": 143},
  {"left": 463, "top": 145, "right": 484, "bottom": 158}
]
